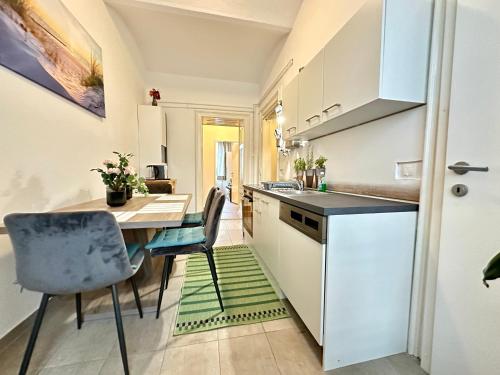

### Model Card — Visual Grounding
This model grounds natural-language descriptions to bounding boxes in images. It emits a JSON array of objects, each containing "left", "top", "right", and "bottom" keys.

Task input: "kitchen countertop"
[{"left": 244, "top": 184, "right": 418, "bottom": 216}]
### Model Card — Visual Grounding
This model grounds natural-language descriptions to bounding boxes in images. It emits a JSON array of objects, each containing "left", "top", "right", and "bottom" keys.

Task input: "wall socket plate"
[{"left": 395, "top": 160, "right": 422, "bottom": 180}]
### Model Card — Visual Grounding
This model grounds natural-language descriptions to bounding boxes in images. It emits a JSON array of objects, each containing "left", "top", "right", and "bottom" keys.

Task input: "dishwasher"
[{"left": 278, "top": 202, "right": 327, "bottom": 345}]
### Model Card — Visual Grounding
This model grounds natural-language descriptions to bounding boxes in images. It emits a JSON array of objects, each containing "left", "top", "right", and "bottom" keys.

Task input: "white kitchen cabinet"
[
  {"left": 252, "top": 193, "right": 264, "bottom": 259},
  {"left": 322, "top": 0, "right": 383, "bottom": 122},
  {"left": 322, "top": 211, "right": 417, "bottom": 370},
  {"left": 281, "top": 75, "right": 299, "bottom": 140},
  {"left": 293, "top": 0, "right": 432, "bottom": 140},
  {"left": 252, "top": 192, "right": 281, "bottom": 282},
  {"left": 279, "top": 219, "right": 325, "bottom": 344},
  {"left": 297, "top": 49, "right": 324, "bottom": 132},
  {"left": 259, "top": 194, "right": 280, "bottom": 281}
]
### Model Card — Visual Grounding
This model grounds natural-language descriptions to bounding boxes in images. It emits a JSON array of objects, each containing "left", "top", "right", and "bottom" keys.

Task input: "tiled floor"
[{"left": 0, "top": 219, "right": 426, "bottom": 375}]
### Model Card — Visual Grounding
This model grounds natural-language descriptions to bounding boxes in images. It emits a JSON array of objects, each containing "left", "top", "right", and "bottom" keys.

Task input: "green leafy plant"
[
  {"left": 315, "top": 156, "right": 327, "bottom": 169},
  {"left": 483, "top": 251, "right": 500, "bottom": 287},
  {"left": 306, "top": 149, "right": 314, "bottom": 170},
  {"left": 91, "top": 152, "right": 148, "bottom": 194},
  {"left": 293, "top": 157, "right": 306, "bottom": 174}
]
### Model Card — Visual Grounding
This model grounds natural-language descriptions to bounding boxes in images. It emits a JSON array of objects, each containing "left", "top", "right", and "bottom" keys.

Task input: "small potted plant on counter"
[
  {"left": 315, "top": 155, "right": 328, "bottom": 191},
  {"left": 315, "top": 155, "right": 327, "bottom": 177},
  {"left": 305, "top": 149, "right": 315, "bottom": 188},
  {"left": 293, "top": 157, "right": 306, "bottom": 181}
]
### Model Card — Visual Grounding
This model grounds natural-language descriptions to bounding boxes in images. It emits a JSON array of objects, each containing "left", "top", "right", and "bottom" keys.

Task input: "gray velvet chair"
[
  {"left": 146, "top": 191, "right": 226, "bottom": 318},
  {"left": 4, "top": 211, "right": 145, "bottom": 375}
]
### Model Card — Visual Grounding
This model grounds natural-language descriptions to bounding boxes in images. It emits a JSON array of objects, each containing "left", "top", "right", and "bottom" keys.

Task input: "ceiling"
[{"left": 105, "top": 0, "right": 303, "bottom": 84}]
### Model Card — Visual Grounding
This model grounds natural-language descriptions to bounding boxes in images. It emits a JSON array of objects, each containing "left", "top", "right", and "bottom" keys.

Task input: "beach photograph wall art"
[{"left": 0, "top": 0, "right": 105, "bottom": 117}]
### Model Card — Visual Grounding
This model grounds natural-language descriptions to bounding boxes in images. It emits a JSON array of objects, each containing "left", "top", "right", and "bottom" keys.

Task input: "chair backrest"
[
  {"left": 202, "top": 186, "right": 218, "bottom": 222},
  {"left": 4, "top": 211, "right": 134, "bottom": 295},
  {"left": 203, "top": 191, "right": 226, "bottom": 248}
]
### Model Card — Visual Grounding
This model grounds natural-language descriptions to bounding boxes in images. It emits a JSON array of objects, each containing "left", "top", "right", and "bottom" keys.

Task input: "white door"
[{"left": 431, "top": 1, "right": 500, "bottom": 374}]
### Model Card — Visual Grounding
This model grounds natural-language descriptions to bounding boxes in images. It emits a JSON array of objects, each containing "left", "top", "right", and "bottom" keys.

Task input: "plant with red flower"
[{"left": 149, "top": 89, "right": 161, "bottom": 100}]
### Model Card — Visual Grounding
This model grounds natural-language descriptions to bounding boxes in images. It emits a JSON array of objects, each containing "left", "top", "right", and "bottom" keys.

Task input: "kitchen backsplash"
[{"left": 279, "top": 106, "right": 426, "bottom": 202}]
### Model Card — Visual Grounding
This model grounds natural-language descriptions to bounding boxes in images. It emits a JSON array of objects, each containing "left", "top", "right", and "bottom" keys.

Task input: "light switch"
[{"left": 395, "top": 160, "right": 422, "bottom": 180}]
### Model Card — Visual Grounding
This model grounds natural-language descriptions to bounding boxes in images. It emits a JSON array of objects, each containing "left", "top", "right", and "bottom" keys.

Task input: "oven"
[{"left": 242, "top": 188, "right": 253, "bottom": 237}]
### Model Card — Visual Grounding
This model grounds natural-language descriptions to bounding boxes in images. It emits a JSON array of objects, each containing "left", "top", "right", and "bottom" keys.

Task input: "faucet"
[{"left": 297, "top": 180, "right": 304, "bottom": 191}]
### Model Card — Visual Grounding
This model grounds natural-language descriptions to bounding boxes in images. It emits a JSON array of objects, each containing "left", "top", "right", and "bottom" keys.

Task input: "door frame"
[
  {"left": 195, "top": 110, "right": 253, "bottom": 211},
  {"left": 408, "top": 0, "right": 459, "bottom": 371}
]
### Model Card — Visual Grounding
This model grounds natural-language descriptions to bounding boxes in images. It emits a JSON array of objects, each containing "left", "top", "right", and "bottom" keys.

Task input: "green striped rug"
[{"left": 174, "top": 244, "right": 289, "bottom": 335}]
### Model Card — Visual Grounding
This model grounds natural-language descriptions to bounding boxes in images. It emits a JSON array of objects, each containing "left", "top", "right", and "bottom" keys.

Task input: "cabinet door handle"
[
  {"left": 287, "top": 126, "right": 297, "bottom": 134},
  {"left": 323, "top": 103, "right": 341, "bottom": 113},
  {"left": 306, "top": 114, "right": 320, "bottom": 122},
  {"left": 261, "top": 200, "right": 269, "bottom": 205}
]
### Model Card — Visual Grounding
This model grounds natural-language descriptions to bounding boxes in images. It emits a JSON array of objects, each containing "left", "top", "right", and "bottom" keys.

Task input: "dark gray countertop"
[{"left": 244, "top": 184, "right": 418, "bottom": 216}]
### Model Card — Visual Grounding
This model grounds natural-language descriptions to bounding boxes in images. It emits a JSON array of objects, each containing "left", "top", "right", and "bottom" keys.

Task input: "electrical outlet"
[{"left": 395, "top": 160, "right": 422, "bottom": 180}]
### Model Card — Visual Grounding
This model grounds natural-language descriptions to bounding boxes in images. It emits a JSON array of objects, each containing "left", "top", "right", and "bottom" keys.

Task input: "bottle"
[{"left": 318, "top": 176, "right": 327, "bottom": 192}]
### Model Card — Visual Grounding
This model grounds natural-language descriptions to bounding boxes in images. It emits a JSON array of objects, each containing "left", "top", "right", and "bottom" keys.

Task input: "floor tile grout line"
[
  {"left": 264, "top": 330, "right": 284, "bottom": 375},
  {"left": 216, "top": 339, "right": 222, "bottom": 375}
]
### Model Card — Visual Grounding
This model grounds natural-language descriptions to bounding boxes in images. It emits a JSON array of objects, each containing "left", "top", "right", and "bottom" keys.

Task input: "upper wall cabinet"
[
  {"left": 295, "top": 0, "right": 433, "bottom": 140},
  {"left": 298, "top": 50, "right": 324, "bottom": 132},
  {"left": 282, "top": 75, "right": 299, "bottom": 140}
]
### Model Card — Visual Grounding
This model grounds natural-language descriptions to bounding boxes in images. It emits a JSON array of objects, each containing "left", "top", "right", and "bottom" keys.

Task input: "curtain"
[{"left": 216, "top": 142, "right": 232, "bottom": 180}]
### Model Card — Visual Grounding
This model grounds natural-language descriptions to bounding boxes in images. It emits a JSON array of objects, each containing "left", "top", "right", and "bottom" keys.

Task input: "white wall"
[
  {"left": 0, "top": 0, "right": 145, "bottom": 339},
  {"left": 145, "top": 72, "right": 259, "bottom": 107},
  {"left": 262, "top": 0, "right": 426, "bottom": 199}
]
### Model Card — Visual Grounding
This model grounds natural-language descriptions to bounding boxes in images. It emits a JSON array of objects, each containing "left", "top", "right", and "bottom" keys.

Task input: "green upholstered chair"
[
  {"left": 146, "top": 191, "right": 226, "bottom": 318},
  {"left": 182, "top": 186, "right": 218, "bottom": 227},
  {"left": 4, "top": 211, "right": 145, "bottom": 375}
]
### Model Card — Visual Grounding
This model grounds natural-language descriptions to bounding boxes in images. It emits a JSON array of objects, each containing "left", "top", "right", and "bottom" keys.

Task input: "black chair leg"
[
  {"left": 19, "top": 294, "right": 50, "bottom": 375},
  {"left": 75, "top": 293, "right": 83, "bottom": 329},
  {"left": 156, "top": 256, "right": 170, "bottom": 319},
  {"left": 130, "top": 277, "right": 143, "bottom": 319},
  {"left": 206, "top": 251, "right": 224, "bottom": 312},
  {"left": 111, "top": 285, "right": 129, "bottom": 375}
]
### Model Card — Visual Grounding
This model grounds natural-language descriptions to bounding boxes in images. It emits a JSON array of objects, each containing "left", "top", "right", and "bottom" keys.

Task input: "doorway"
[{"left": 201, "top": 116, "right": 244, "bottom": 220}]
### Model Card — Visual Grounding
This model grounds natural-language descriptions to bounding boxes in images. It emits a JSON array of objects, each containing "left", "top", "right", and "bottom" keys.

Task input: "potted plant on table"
[
  {"left": 293, "top": 157, "right": 306, "bottom": 182},
  {"left": 305, "top": 149, "right": 315, "bottom": 188},
  {"left": 113, "top": 152, "right": 148, "bottom": 199},
  {"left": 91, "top": 160, "right": 127, "bottom": 207},
  {"left": 92, "top": 152, "right": 148, "bottom": 207}
]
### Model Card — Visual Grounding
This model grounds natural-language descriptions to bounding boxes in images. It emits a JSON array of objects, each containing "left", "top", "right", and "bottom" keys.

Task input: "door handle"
[{"left": 448, "top": 161, "right": 489, "bottom": 175}]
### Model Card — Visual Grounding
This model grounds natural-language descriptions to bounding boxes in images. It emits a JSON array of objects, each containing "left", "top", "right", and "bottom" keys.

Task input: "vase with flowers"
[
  {"left": 149, "top": 88, "right": 161, "bottom": 106},
  {"left": 92, "top": 152, "right": 149, "bottom": 207}
]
